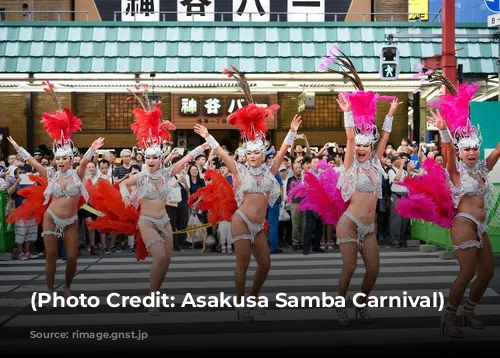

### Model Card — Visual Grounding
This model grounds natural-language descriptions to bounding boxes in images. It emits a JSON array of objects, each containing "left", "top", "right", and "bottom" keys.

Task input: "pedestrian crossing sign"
[{"left": 380, "top": 45, "right": 400, "bottom": 80}]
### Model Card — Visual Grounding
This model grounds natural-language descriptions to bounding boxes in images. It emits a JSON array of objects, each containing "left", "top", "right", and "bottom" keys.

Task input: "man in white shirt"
[{"left": 388, "top": 154, "right": 409, "bottom": 248}]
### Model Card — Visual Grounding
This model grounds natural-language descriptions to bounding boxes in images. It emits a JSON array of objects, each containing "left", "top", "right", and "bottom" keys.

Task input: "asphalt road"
[{"left": 0, "top": 245, "right": 499, "bottom": 353}]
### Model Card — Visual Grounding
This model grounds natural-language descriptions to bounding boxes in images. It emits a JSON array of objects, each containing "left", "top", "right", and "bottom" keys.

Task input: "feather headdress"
[
  {"left": 222, "top": 65, "right": 280, "bottom": 152},
  {"left": 319, "top": 46, "right": 396, "bottom": 146},
  {"left": 415, "top": 65, "right": 481, "bottom": 151},
  {"left": 128, "top": 84, "right": 176, "bottom": 158},
  {"left": 40, "top": 80, "right": 82, "bottom": 158}
]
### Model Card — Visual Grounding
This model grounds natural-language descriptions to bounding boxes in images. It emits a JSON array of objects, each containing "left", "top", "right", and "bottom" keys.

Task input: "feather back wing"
[
  {"left": 6, "top": 175, "right": 49, "bottom": 225},
  {"left": 188, "top": 169, "right": 237, "bottom": 226},
  {"left": 288, "top": 161, "right": 349, "bottom": 225},
  {"left": 395, "top": 158, "right": 456, "bottom": 228}
]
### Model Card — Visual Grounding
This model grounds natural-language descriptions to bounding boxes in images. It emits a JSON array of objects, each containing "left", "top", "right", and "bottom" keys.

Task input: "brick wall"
[
  {"left": 0, "top": 91, "right": 175, "bottom": 154},
  {"left": 0, "top": 93, "right": 27, "bottom": 155},
  {"left": 374, "top": 0, "right": 408, "bottom": 21},
  {"left": 0, "top": 0, "right": 73, "bottom": 21},
  {"left": 0, "top": 90, "right": 408, "bottom": 154}
]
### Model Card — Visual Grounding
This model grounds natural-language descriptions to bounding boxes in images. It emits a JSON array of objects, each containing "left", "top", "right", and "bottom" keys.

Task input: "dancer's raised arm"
[
  {"left": 168, "top": 142, "right": 210, "bottom": 178},
  {"left": 427, "top": 109, "right": 459, "bottom": 184},
  {"left": 337, "top": 93, "right": 354, "bottom": 171},
  {"left": 376, "top": 99, "right": 402, "bottom": 160},
  {"left": 194, "top": 124, "right": 240, "bottom": 183},
  {"left": 7, "top": 136, "right": 46, "bottom": 177},
  {"left": 270, "top": 114, "right": 301, "bottom": 176},
  {"left": 486, "top": 141, "right": 500, "bottom": 172},
  {"left": 77, "top": 137, "right": 105, "bottom": 179}
]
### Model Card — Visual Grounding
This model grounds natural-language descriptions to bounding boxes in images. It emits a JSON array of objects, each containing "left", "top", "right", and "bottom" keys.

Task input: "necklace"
[{"left": 56, "top": 169, "right": 74, "bottom": 199}]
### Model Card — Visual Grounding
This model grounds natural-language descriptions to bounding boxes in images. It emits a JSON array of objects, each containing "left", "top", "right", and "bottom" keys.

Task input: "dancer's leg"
[
  {"left": 250, "top": 230, "right": 271, "bottom": 297},
  {"left": 443, "top": 217, "right": 478, "bottom": 338},
  {"left": 231, "top": 214, "right": 252, "bottom": 298},
  {"left": 336, "top": 215, "right": 359, "bottom": 297},
  {"left": 138, "top": 219, "right": 167, "bottom": 293},
  {"left": 356, "top": 232, "right": 379, "bottom": 322},
  {"left": 41, "top": 213, "right": 58, "bottom": 294},
  {"left": 464, "top": 234, "right": 494, "bottom": 328},
  {"left": 335, "top": 213, "right": 359, "bottom": 327},
  {"left": 62, "top": 220, "right": 79, "bottom": 295},
  {"left": 231, "top": 213, "right": 254, "bottom": 323}
]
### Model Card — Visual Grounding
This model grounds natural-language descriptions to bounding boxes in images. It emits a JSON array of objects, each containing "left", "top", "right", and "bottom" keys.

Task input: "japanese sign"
[
  {"left": 101, "top": 0, "right": 353, "bottom": 22},
  {"left": 121, "top": 0, "right": 160, "bottom": 21},
  {"left": 232, "top": 0, "right": 270, "bottom": 22},
  {"left": 172, "top": 94, "right": 278, "bottom": 129},
  {"left": 287, "top": 0, "right": 325, "bottom": 22},
  {"left": 408, "top": 0, "right": 429, "bottom": 21},
  {"left": 177, "top": 0, "right": 215, "bottom": 21}
]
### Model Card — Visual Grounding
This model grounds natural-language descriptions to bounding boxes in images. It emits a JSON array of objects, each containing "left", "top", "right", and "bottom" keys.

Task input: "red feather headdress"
[
  {"left": 416, "top": 66, "right": 482, "bottom": 151},
  {"left": 40, "top": 80, "right": 82, "bottom": 157},
  {"left": 127, "top": 84, "right": 176, "bottom": 158},
  {"left": 319, "top": 46, "right": 395, "bottom": 146},
  {"left": 222, "top": 65, "right": 280, "bottom": 151}
]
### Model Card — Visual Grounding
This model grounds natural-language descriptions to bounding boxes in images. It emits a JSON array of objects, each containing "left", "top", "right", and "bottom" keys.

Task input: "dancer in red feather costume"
[
  {"left": 6, "top": 80, "right": 104, "bottom": 310},
  {"left": 193, "top": 65, "right": 301, "bottom": 323},
  {"left": 319, "top": 46, "right": 403, "bottom": 327},
  {"left": 398, "top": 66, "right": 500, "bottom": 338},
  {"left": 96, "top": 84, "right": 208, "bottom": 316}
]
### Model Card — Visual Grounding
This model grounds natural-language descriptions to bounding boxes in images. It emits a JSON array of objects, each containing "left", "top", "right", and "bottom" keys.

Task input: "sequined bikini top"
[
  {"left": 233, "top": 161, "right": 281, "bottom": 207},
  {"left": 447, "top": 159, "right": 493, "bottom": 209},
  {"left": 44, "top": 167, "right": 89, "bottom": 205},
  {"left": 337, "top": 155, "right": 387, "bottom": 202},
  {"left": 135, "top": 166, "right": 174, "bottom": 201}
]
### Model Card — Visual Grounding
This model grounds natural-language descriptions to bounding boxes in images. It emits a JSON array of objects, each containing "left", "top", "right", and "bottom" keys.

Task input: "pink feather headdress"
[
  {"left": 127, "top": 84, "right": 176, "bottom": 159},
  {"left": 222, "top": 65, "right": 280, "bottom": 152},
  {"left": 415, "top": 66, "right": 481, "bottom": 151},
  {"left": 319, "top": 45, "right": 396, "bottom": 146},
  {"left": 40, "top": 80, "right": 82, "bottom": 158}
]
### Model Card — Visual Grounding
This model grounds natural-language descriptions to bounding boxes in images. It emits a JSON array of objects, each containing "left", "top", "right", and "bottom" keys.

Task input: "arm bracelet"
[
  {"left": 205, "top": 135, "right": 220, "bottom": 150},
  {"left": 382, "top": 116, "right": 393, "bottom": 133},
  {"left": 283, "top": 131, "right": 296, "bottom": 146},
  {"left": 189, "top": 145, "right": 205, "bottom": 159},
  {"left": 119, "top": 184, "right": 130, "bottom": 199},
  {"left": 344, "top": 111, "right": 354, "bottom": 128},
  {"left": 83, "top": 148, "right": 94, "bottom": 161},
  {"left": 17, "top": 147, "right": 31, "bottom": 161},
  {"left": 439, "top": 128, "right": 453, "bottom": 143}
]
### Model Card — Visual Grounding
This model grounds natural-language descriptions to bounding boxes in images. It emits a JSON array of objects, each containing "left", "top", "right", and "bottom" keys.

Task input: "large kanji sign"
[
  {"left": 121, "top": 0, "right": 160, "bottom": 21},
  {"left": 171, "top": 94, "right": 278, "bottom": 129}
]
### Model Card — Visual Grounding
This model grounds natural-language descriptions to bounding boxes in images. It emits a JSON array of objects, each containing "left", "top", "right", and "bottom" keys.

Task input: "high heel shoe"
[
  {"left": 355, "top": 306, "right": 372, "bottom": 323},
  {"left": 440, "top": 313, "right": 464, "bottom": 338},
  {"left": 336, "top": 307, "right": 349, "bottom": 328},
  {"left": 236, "top": 307, "right": 254, "bottom": 323},
  {"left": 462, "top": 311, "right": 484, "bottom": 329}
]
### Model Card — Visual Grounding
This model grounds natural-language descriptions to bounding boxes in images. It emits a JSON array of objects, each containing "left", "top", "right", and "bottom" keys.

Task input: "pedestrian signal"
[{"left": 380, "top": 46, "right": 400, "bottom": 80}]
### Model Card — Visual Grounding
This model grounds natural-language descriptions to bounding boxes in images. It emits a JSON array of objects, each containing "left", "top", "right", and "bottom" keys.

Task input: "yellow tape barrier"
[{"left": 81, "top": 204, "right": 211, "bottom": 234}]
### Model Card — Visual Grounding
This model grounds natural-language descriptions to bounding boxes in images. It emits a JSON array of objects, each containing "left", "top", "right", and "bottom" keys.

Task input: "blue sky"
[{"left": 428, "top": 0, "right": 496, "bottom": 23}]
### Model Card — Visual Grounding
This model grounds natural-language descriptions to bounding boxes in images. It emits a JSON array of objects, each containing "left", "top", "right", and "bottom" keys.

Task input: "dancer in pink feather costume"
[
  {"left": 319, "top": 46, "right": 402, "bottom": 327},
  {"left": 418, "top": 68, "right": 500, "bottom": 338}
]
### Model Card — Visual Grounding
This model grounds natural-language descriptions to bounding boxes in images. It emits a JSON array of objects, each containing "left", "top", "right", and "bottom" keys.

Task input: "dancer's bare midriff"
[
  {"left": 457, "top": 195, "right": 486, "bottom": 223},
  {"left": 239, "top": 192, "right": 270, "bottom": 224},
  {"left": 47, "top": 196, "right": 81, "bottom": 219},
  {"left": 139, "top": 197, "right": 168, "bottom": 219},
  {"left": 346, "top": 191, "right": 378, "bottom": 225}
]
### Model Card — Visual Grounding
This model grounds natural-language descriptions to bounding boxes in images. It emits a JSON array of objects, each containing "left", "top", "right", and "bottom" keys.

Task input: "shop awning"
[{"left": 0, "top": 21, "right": 497, "bottom": 74}]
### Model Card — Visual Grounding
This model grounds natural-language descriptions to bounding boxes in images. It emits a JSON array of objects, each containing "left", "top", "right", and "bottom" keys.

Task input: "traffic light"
[{"left": 380, "top": 45, "right": 400, "bottom": 80}]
